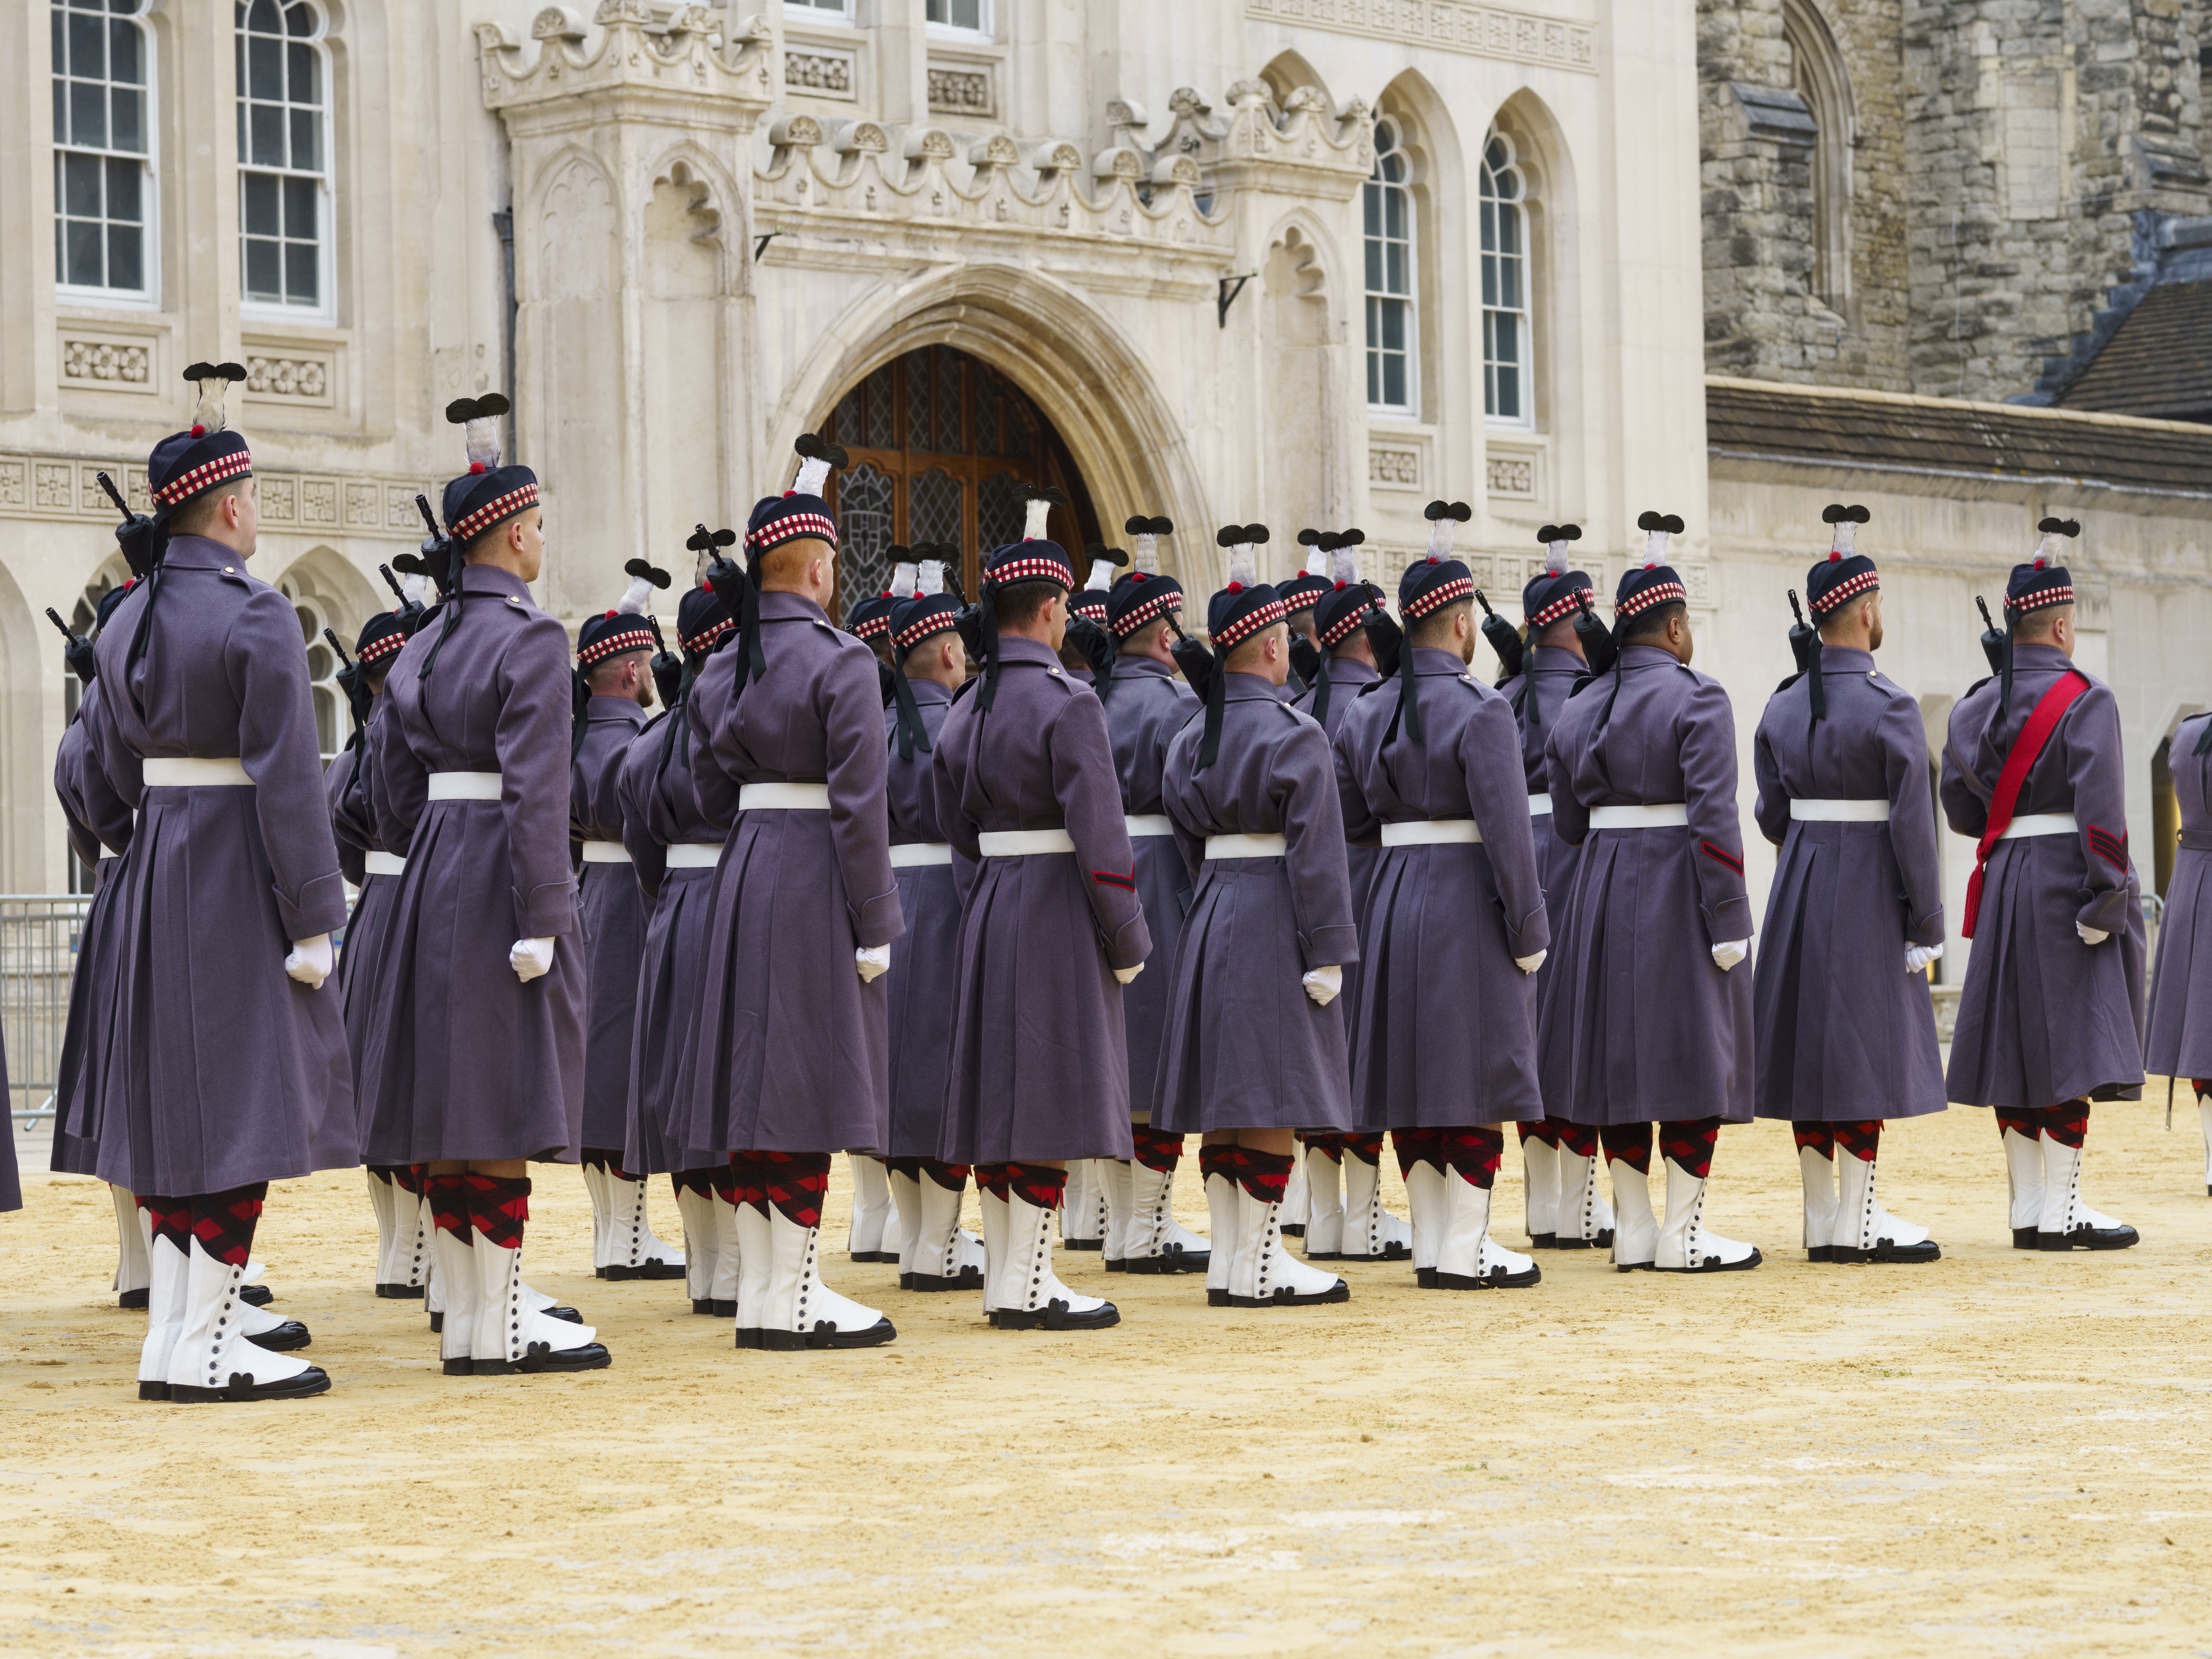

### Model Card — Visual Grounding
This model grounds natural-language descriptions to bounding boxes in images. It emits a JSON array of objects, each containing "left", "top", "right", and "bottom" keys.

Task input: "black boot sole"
[
  {"left": 2038, "top": 1226, "right": 2141, "bottom": 1251},
  {"left": 1279, "top": 1225, "right": 1305, "bottom": 1238},
  {"left": 239, "top": 1285, "right": 272, "bottom": 1308},
  {"left": 1614, "top": 1261, "right": 1657, "bottom": 1272},
  {"left": 735, "top": 1328, "right": 764, "bottom": 1349},
  {"left": 1122, "top": 1253, "right": 1210, "bottom": 1276},
  {"left": 1832, "top": 1242, "right": 1942, "bottom": 1263},
  {"left": 442, "top": 1357, "right": 474, "bottom": 1376},
  {"left": 472, "top": 1343, "right": 612, "bottom": 1375},
  {"left": 1414, "top": 1267, "right": 1439, "bottom": 1288},
  {"left": 246, "top": 1322, "right": 312, "bottom": 1351},
  {"left": 171, "top": 1366, "right": 332, "bottom": 1402},
  {"left": 692, "top": 1298, "right": 714, "bottom": 1315},
  {"left": 605, "top": 1262, "right": 687, "bottom": 1281},
  {"left": 1807, "top": 1245, "right": 1836, "bottom": 1262},
  {"left": 1061, "top": 1240, "right": 1104, "bottom": 1252},
  {"left": 1348, "top": 1244, "right": 1413, "bottom": 1262},
  {"left": 1552, "top": 1237, "right": 1609, "bottom": 1251},
  {"left": 137, "top": 1381, "right": 170, "bottom": 1401},
  {"left": 1655, "top": 1248, "right": 1765, "bottom": 1273},
  {"left": 1206, "top": 1288, "right": 1228, "bottom": 1306},
  {"left": 1432, "top": 1268, "right": 1541, "bottom": 1289},
  {"left": 711, "top": 1300, "right": 737, "bottom": 1317},
  {"left": 989, "top": 1303, "right": 1121, "bottom": 1331},
  {"left": 1226, "top": 1282, "right": 1350, "bottom": 1306},
  {"left": 118, "top": 1289, "right": 150, "bottom": 1310},
  {"left": 905, "top": 1271, "right": 985, "bottom": 1292},
  {"left": 375, "top": 1284, "right": 426, "bottom": 1300},
  {"left": 758, "top": 1319, "right": 897, "bottom": 1351},
  {"left": 1527, "top": 1234, "right": 1559, "bottom": 1250}
]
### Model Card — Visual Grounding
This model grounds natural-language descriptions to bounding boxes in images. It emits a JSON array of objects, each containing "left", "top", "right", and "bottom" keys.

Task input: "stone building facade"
[{"left": 0, "top": 0, "right": 2207, "bottom": 1039}]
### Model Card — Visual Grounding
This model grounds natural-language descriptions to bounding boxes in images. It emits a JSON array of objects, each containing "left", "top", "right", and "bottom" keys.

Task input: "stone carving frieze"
[
  {"left": 477, "top": 2, "right": 775, "bottom": 119},
  {"left": 1245, "top": 0, "right": 1597, "bottom": 71},
  {"left": 0, "top": 452, "right": 424, "bottom": 538}
]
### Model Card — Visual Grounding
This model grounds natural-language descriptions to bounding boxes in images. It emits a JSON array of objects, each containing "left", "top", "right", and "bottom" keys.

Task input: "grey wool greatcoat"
[
  {"left": 572, "top": 694, "right": 650, "bottom": 1152},
  {"left": 1294, "top": 655, "right": 1385, "bottom": 935},
  {"left": 1105, "top": 653, "right": 1201, "bottom": 1116},
  {"left": 362, "top": 563, "right": 586, "bottom": 1165},
  {"left": 1329, "top": 676, "right": 1402, "bottom": 1133},
  {"left": 883, "top": 679, "right": 976, "bottom": 1158},
  {"left": 1750, "top": 647, "right": 1947, "bottom": 1122},
  {"left": 1941, "top": 642, "right": 2146, "bottom": 1108},
  {"left": 1352, "top": 649, "right": 1549, "bottom": 1128},
  {"left": 675, "top": 590, "right": 902, "bottom": 1157},
  {"left": 1498, "top": 644, "right": 1589, "bottom": 912},
  {"left": 82, "top": 535, "right": 356, "bottom": 1195},
  {"left": 931, "top": 634, "right": 1151, "bottom": 1165},
  {"left": 1152, "top": 673, "right": 1358, "bottom": 1132},
  {"left": 329, "top": 697, "right": 407, "bottom": 1139},
  {"left": 2147, "top": 712, "right": 2212, "bottom": 1082},
  {"left": 51, "top": 689, "right": 134, "bottom": 1177},
  {"left": 615, "top": 705, "right": 724, "bottom": 1176},
  {"left": 1538, "top": 643, "right": 1757, "bottom": 1126}
]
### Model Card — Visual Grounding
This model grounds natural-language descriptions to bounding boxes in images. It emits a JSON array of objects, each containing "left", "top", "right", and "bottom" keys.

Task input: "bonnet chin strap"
[
  {"left": 1311, "top": 657, "right": 1334, "bottom": 728},
  {"left": 1193, "top": 643, "right": 1229, "bottom": 773},
  {"left": 1384, "top": 641, "right": 1422, "bottom": 745},
  {"left": 891, "top": 643, "right": 931, "bottom": 760},
  {"left": 975, "top": 582, "right": 1003, "bottom": 713},
  {"left": 121, "top": 508, "right": 179, "bottom": 717}
]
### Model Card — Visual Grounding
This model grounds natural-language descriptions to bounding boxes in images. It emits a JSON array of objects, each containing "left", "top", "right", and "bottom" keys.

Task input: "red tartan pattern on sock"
[
  {"left": 923, "top": 1159, "right": 971, "bottom": 1192},
  {"left": 974, "top": 1163, "right": 1012, "bottom": 1201},
  {"left": 1392, "top": 1127, "right": 1442, "bottom": 1178},
  {"left": 1003, "top": 1161, "right": 1068, "bottom": 1211},
  {"left": 1132, "top": 1125, "right": 1183, "bottom": 1175},
  {"left": 757, "top": 1151, "right": 831, "bottom": 1228},
  {"left": 1342, "top": 1132, "right": 1384, "bottom": 1166},
  {"left": 393, "top": 1164, "right": 427, "bottom": 1198},
  {"left": 2040, "top": 1103, "right": 2089, "bottom": 1150},
  {"left": 1658, "top": 1118, "right": 1722, "bottom": 1180},
  {"left": 138, "top": 1194, "right": 192, "bottom": 1251},
  {"left": 189, "top": 1183, "right": 268, "bottom": 1267},
  {"left": 1793, "top": 1122, "right": 1835, "bottom": 1155},
  {"left": 1554, "top": 1118, "right": 1598, "bottom": 1159},
  {"left": 1438, "top": 1126, "right": 1505, "bottom": 1188},
  {"left": 464, "top": 1174, "right": 530, "bottom": 1251},
  {"left": 427, "top": 1174, "right": 473, "bottom": 1241},
  {"left": 1197, "top": 1144, "right": 1235, "bottom": 1186},
  {"left": 1600, "top": 1122, "right": 1653, "bottom": 1173},
  {"left": 675, "top": 1167, "right": 721, "bottom": 1199},
  {"left": 2196, "top": 1079, "right": 2212, "bottom": 1100},
  {"left": 1831, "top": 1120, "right": 1883, "bottom": 1162},
  {"left": 1995, "top": 1110, "right": 2041, "bottom": 1142},
  {"left": 1518, "top": 1120, "right": 1562, "bottom": 1148},
  {"left": 1235, "top": 1148, "right": 1295, "bottom": 1204},
  {"left": 1302, "top": 1134, "right": 1346, "bottom": 1160}
]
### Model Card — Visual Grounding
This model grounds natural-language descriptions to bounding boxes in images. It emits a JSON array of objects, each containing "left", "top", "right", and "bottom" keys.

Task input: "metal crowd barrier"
[{"left": 1, "top": 894, "right": 92, "bottom": 1130}]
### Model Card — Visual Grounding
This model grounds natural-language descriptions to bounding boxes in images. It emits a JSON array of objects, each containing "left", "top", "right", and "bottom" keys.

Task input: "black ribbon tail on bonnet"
[
  {"left": 1195, "top": 647, "right": 1228, "bottom": 773},
  {"left": 891, "top": 653, "right": 930, "bottom": 761},
  {"left": 976, "top": 583, "right": 1002, "bottom": 714},
  {"left": 570, "top": 667, "right": 593, "bottom": 759},
  {"left": 1311, "top": 661, "right": 1332, "bottom": 729}
]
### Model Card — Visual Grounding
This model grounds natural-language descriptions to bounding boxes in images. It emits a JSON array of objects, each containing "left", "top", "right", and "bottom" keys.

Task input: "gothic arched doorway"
[{"left": 820, "top": 344, "right": 1102, "bottom": 610}]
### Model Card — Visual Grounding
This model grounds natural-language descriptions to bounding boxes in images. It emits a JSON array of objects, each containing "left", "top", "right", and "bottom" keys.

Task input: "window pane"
[
  {"left": 904, "top": 351, "right": 931, "bottom": 449},
  {"left": 69, "top": 11, "right": 104, "bottom": 80},
  {"left": 866, "top": 364, "right": 894, "bottom": 449},
  {"left": 1497, "top": 204, "right": 1520, "bottom": 257},
  {"left": 250, "top": 34, "right": 281, "bottom": 100},
  {"left": 910, "top": 467, "right": 963, "bottom": 544},
  {"left": 1364, "top": 237, "right": 1382, "bottom": 292},
  {"left": 1362, "top": 183, "right": 1380, "bottom": 238},
  {"left": 1385, "top": 242, "right": 1404, "bottom": 296},
  {"left": 106, "top": 155, "right": 140, "bottom": 219},
  {"left": 283, "top": 174, "right": 315, "bottom": 233},
  {"left": 110, "top": 18, "right": 141, "bottom": 85},
  {"left": 287, "top": 0, "right": 317, "bottom": 36},
  {"left": 70, "top": 81, "right": 106, "bottom": 148},
  {"left": 1482, "top": 255, "right": 1497, "bottom": 308},
  {"left": 62, "top": 151, "right": 101, "bottom": 215},
  {"left": 1366, "top": 349, "right": 1380, "bottom": 407},
  {"left": 111, "top": 85, "right": 142, "bottom": 153},
  {"left": 935, "top": 347, "right": 961, "bottom": 453},
  {"left": 289, "top": 42, "right": 316, "bottom": 107},
  {"left": 286, "top": 239, "right": 318, "bottom": 305},
  {"left": 249, "top": 0, "right": 280, "bottom": 33},
  {"left": 289, "top": 108, "right": 317, "bottom": 171},
  {"left": 108, "top": 222, "right": 142, "bottom": 291},
  {"left": 244, "top": 235, "right": 281, "bottom": 298},
  {"left": 250, "top": 101, "right": 284, "bottom": 166},
  {"left": 65, "top": 218, "right": 104, "bottom": 286},
  {"left": 1493, "top": 313, "right": 1519, "bottom": 369},
  {"left": 52, "top": 10, "right": 65, "bottom": 77},
  {"left": 835, "top": 387, "right": 863, "bottom": 447},
  {"left": 1382, "top": 355, "right": 1405, "bottom": 409},
  {"left": 1499, "top": 257, "right": 1521, "bottom": 311},
  {"left": 1379, "top": 300, "right": 1404, "bottom": 352},
  {"left": 243, "top": 170, "right": 280, "bottom": 233}
]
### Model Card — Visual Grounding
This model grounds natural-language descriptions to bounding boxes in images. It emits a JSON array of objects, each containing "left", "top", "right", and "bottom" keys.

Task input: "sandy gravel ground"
[{"left": 2, "top": 1099, "right": 2209, "bottom": 1656}]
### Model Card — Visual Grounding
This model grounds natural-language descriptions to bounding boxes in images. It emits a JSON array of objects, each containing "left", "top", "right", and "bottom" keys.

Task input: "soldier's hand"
[
  {"left": 284, "top": 933, "right": 334, "bottom": 990},
  {"left": 1301, "top": 965, "right": 1342, "bottom": 1006},
  {"left": 510, "top": 936, "right": 556, "bottom": 982},
  {"left": 1515, "top": 950, "right": 1548, "bottom": 976},
  {"left": 2075, "top": 922, "right": 2110, "bottom": 947},
  {"left": 1710, "top": 938, "right": 1748, "bottom": 972},
  {"left": 856, "top": 944, "right": 891, "bottom": 983},
  {"left": 1904, "top": 942, "right": 1943, "bottom": 974},
  {"left": 1112, "top": 963, "right": 1143, "bottom": 985}
]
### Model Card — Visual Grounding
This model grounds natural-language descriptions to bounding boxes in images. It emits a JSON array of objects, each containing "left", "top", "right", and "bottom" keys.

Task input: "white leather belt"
[
  {"left": 1528, "top": 793, "right": 1553, "bottom": 816},
  {"left": 1791, "top": 799, "right": 1891, "bottom": 823},
  {"left": 1999, "top": 812, "right": 2078, "bottom": 841},
  {"left": 143, "top": 757, "right": 251, "bottom": 788},
  {"left": 739, "top": 782, "right": 830, "bottom": 811},
  {"left": 1204, "top": 833, "right": 1288, "bottom": 860},
  {"left": 979, "top": 829, "right": 1075, "bottom": 857},
  {"left": 428, "top": 772, "right": 502, "bottom": 801},
  {"left": 1382, "top": 819, "right": 1481, "bottom": 847},
  {"left": 580, "top": 840, "right": 630, "bottom": 863},
  {"left": 665, "top": 843, "right": 721, "bottom": 868},
  {"left": 363, "top": 850, "right": 406, "bottom": 876},
  {"left": 1589, "top": 803, "right": 1688, "bottom": 830},
  {"left": 1124, "top": 814, "right": 1176, "bottom": 837},
  {"left": 890, "top": 842, "right": 954, "bottom": 868}
]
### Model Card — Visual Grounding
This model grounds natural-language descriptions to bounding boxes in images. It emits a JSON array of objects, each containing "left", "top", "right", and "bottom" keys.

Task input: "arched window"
[
  {"left": 1782, "top": 0, "right": 1854, "bottom": 311},
  {"left": 52, "top": 0, "right": 155, "bottom": 301},
  {"left": 1479, "top": 129, "right": 1532, "bottom": 425},
  {"left": 236, "top": 0, "right": 332, "bottom": 316},
  {"left": 277, "top": 572, "right": 349, "bottom": 763},
  {"left": 1363, "top": 117, "right": 1415, "bottom": 413}
]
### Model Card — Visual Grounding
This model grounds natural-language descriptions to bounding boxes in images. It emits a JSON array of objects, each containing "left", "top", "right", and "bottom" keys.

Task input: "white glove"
[
  {"left": 856, "top": 944, "right": 891, "bottom": 983},
  {"left": 1904, "top": 942, "right": 1944, "bottom": 974},
  {"left": 1515, "top": 950, "right": 1548, "bottom": 976},
  {"left": 1302, "top": 965, "right": 1343, "bottom": 1007},
  {"left": 1710, "top": 939, "right": 1749, "bottom": 973},
  {"left": 283, "top": 933, "right": 333, "bottom": 990},
  {"left": 1112, "top": 963, "right": 1143, "bottom": 985},
  {"left": 510, "top": 936, "right": 555, "bottom": 983},
  {"left": 2076, "top": 922, "right": 2109, "bottom": 947}
]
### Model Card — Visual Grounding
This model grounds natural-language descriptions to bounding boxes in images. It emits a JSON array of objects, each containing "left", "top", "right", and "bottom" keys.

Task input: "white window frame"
[
  {"left": 1363, "top": 114, "right": 1417, "bottom": 416},
  {"left": 924, "top": 0, "right": 993, "bottom": 41},
  {"left": 52, "top": 0, "right": 160, "bottom": 309},
  {"left": 235, "top": 0, "right": 336, "bottom": 325},
  {"left": 1479, "top": 127, "right": 1533, "bottom": 429},
  {"left": 782, "top": 0, "right": 856, "bottom": 26}
]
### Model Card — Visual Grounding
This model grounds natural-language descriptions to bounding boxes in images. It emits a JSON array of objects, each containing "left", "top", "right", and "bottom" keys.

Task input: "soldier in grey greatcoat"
[
  {"left": 677, "top": 438, "right": 904, "bottom": 1350},
  {"left": 1942, "top": 523, "right": 2143, "bottom": 1251},
  {"left": 1351, "top": 524, "right": 1551, "bottom": 1291},
  {"left": 1090, "top": 520, "right": 1212, "bottom": 1277},
  {"left": 367, "top": 396, "right": 609, "bottom": 1378},
  {"left": 1539, "top": 513, "right": 1762, "bottom": 1275},
  {"left": 84, "top": 365, "right": 348, "bottom": 1401},
  {"left": 570, "top": 593, "right": 684, "bottom": 1285},
  {"left": 840, "top": 577, "right": 905, "bottom": 1267},
  {"left": 1751, "top": 510, "right": 1945, "bottom": 1265},
  {"left": 2146, "top": 709, "right": 2212, "bottom": 1194},
  {"left": 1154, "top": 534, "right": 1354, "bottom": 1308},
  {"left": 932, "top": 502, "right": 1151, "bottom": 1332}
]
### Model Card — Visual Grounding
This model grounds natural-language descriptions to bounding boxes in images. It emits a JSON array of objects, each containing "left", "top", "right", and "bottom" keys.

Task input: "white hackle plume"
[
  {"left": 1305, "top": 538, "right": 1330, "bottom": 580},
  {"left": 794, "top": 452, "right": 832, "bottom": 496},
  {"left": 401, "top": 571, "right": 429, "bottom": 608},
  {"left": 462, "top": 412, "right": 501, "bottom": 471},
  {"left": 1084, "top": 552, "right": 1117, "bottom": 590},
  {"left": 616, "top": 573, "right": 653, "bottom": 614},
  {"left": 918, "top": 559, "right": 946, "bottom": 597},
  {"left": 1545, "top": 537, "right": 1571, "bottom": 576},
  {"left": 1642, "top": 522, "right": 1671, "bottom": 568},
  {"left": 1329, "top": 544, "right": 1360, "bottom": 588},
  {"left": 1226, "top": 539, "right": 1258, "bottom": 590},
  {"left": 1426, "top": 516, "right": 1455, "bottom": 560},
  {"left": 1830, "top": 518, "right": 1858, "bottom": 559},
  {"left": 1130, "top": 531, "right": 1159, "bottom": 573},
  {"left": 2033, "top": 522, "right": 2075, "bottom": 568},
  {"left": 891, "top": 561, "right": 920, "bottom": 600},
  {"left": 1023, "top": 494, "right": 1053, "bottom": 541},
  {"left": 189, "top": 376, "right": 236, "bottom": 435}
]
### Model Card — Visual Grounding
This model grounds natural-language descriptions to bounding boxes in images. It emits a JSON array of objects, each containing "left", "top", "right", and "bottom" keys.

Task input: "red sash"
[{"left": 1962, "top": 669, "right": 2089, "bottom": 939}]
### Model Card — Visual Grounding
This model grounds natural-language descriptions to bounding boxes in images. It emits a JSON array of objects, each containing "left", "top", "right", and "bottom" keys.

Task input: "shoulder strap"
[{"left": 1962, "top": 669, "right": 2090, "bottom": 938}]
